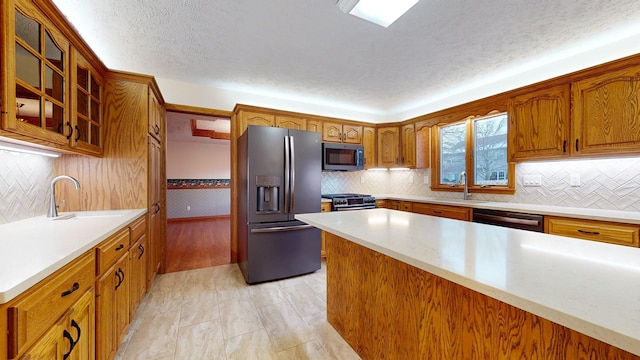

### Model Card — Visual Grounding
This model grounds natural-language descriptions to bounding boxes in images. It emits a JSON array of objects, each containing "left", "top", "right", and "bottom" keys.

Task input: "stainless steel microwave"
[{"left": 322, "top": 143, "right": 364, "bottom": 171}]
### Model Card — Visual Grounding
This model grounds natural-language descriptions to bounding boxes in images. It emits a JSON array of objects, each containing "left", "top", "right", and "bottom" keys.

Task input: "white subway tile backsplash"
[
  {"left": 321, "top": 157, "right": 640, "bottom": 212},
  {"left": 0, "top": 150, "right": 54, "bottom": 224}
]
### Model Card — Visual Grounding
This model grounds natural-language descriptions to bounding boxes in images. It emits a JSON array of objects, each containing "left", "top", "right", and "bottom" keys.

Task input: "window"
[{"left": 432, "top": 113, "right": 514, "bottom": 194}]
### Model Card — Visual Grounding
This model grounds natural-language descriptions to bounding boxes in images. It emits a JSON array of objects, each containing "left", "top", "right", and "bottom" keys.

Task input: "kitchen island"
[{"left": 296, "top": 208, "right": 640, "bottom": 359}]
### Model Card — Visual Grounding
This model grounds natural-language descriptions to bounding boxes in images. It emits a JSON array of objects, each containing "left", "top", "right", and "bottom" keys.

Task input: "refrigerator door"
[
  {"left": 245, "top": 126, "right": 290, "bottom": 224},
  {"left": 288, "top": 129, "right": 322, "bottom": 220},
  {"left": 241, "top": 221, "right": 321, "bottom": 284}
]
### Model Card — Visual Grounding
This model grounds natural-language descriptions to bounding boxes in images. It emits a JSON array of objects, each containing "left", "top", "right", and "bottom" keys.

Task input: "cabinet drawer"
[
  {"left": 7, "top": 252, "right": 95, "bottom": 358},
  {"left": 412, "top": 203, "right": 471, "bottom": 221},
  {"left": 129, "top": 216, "right": 147, "bottom": 243},
  {"left": 96, "top": 228, "right": 130, "bottom": 275},
  {"left": 545, "top": 217, "right": 640, "bottom": 247}
]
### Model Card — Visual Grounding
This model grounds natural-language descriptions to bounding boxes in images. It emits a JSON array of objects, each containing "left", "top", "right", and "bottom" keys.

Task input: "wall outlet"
[
  {"left": 360, "top": 176, "right": 365, "bottom": 184},
  {"left": 523, "top": 174, "right": 542, "bottom": 186},
  {"left": 570, "top": 174, "right": 581, "bottom": 187},
  {"left": 424, "top": 176, "right": 430, "bottom": 185},
  {"left": 187, "top": 205, "right": 191, "bottom": 211},
  {"left": 409, "top": 176, "right": 414, "bottom": 184}
]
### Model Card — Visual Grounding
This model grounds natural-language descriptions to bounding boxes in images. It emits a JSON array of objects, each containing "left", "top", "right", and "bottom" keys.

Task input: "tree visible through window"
[{"left": 474, "top": 114, "right": 508, "bottom": 186}]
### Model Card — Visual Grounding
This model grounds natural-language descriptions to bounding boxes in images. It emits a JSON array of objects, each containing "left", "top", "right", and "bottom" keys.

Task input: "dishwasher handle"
[
  {"left": 473, "top": 213, "right": 541, "bottom": 227},
  {"left": 250, "top": 224, "right": 315, "bottom": 233}
]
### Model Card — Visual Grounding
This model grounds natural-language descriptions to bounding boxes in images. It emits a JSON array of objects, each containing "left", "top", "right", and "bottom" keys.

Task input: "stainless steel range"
[{"left": 321, "top": 193, "right": 376, "bottom": 211}]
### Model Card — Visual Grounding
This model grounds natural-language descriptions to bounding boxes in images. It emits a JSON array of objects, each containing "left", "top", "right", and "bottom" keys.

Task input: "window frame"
[{"left": 431, "top": 112, "right": 515, "bottom": 195}]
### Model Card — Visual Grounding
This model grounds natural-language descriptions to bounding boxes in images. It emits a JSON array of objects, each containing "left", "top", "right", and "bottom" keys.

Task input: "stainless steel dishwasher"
[{"left": 472, "top": 208, "right": 544, "bottom": 232}]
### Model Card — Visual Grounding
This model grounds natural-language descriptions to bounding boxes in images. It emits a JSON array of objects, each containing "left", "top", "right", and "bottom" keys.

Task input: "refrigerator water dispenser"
[{"left": 256, "top": 175, "right": 280, "bottom": 213}]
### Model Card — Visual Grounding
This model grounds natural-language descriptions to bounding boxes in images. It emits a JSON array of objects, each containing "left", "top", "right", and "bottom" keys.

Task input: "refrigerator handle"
[
  {"left": 284, "top": 135, "right": 290, "bottom": 214},
  {"left": 250, "top": 224, "right": 314, "bottom": 233},
  {"left": 290, "top": 135, "right": 295, "bottom": 213}
]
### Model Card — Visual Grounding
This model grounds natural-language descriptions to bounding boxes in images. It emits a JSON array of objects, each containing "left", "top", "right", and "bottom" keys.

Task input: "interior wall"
[{"left": 166, "top": 140, "right": 231, "bottom": 218}]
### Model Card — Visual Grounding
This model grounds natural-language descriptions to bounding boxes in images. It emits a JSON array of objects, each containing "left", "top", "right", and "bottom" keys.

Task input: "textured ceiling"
[{"left": 52, "top": 0, "right": 640, "bottom": 119}]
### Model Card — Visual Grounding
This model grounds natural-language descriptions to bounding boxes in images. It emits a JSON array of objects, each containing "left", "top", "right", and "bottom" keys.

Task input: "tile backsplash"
[
  {"left": 0, "top": 150, "right": 54, "bottom": 224},
  {"left": 321, "top": 157, "right": 640, "bottom": 212}
]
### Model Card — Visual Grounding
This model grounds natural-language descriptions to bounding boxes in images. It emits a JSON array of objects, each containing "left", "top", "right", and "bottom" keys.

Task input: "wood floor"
[{"left": 165, "top": 216, "right": 231, "bottom": 273}]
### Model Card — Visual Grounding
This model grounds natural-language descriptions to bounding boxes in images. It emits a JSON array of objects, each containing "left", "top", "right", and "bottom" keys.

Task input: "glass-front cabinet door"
[
  {"left": 4, "top": 1, "right": 71, "bottom": 145},
  {"left": 72, "top": 51, "right": 102, "bottom": 154}
]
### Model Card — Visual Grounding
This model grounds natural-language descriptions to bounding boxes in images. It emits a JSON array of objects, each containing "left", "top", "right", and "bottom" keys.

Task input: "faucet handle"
[{"left": 56, "top": 199, "right": 66, "bottom": 209}]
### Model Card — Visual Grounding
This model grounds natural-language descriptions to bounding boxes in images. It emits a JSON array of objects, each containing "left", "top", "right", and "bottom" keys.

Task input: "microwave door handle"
[
  {"left": 284, "top": 136, "right": 290, "bottom": 214},
  {"left": 289, "top": 136, "right": 295, "bottom": 214}
]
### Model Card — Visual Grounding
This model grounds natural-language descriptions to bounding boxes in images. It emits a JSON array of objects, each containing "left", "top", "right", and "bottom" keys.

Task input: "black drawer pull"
[
  {"left": 138, "top": 244, "right": 145, "bottom": 259},
  {"left": 577, "top": 229, "right": 600, "bottom": 235},
  {"left": 75, "top": 125, "right": 81, "bottom": 142},
  {"left": 562, "top": 139, "right": 567, "bottom": 153},
  {"left": 115, "top": 269, "right": 123, "bottom": 290},
  {"left": 71, "top": 319, "right": 81, "bottom": 344},
  {"left": 575, "top": 138, "right": 579, "bottom": 151},
  {"left": 433, "top": 210, "right": 442, "bottom": 214},
  {"left": 61, "top": 282, "right": 80, "bottom": 297},
  {"left": 65, "top": 122, "right": 73, "bottom": 140},
  {"left": 115, "top": 244, "right": 124, "bottom": 251}
]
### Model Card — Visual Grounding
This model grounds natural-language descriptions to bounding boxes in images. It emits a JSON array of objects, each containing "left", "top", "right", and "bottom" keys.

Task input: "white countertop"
[
  {"left": 374, "top": 194, "right": 640, "bottom": 225},
  {"left": 0, "top": 209, "right": 146, "bottom": 304},
  {"left": 296, "top": 209, "right": 640, "bottom": 356}
]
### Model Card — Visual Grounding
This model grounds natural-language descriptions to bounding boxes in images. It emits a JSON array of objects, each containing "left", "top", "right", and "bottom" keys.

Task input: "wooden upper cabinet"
[
  {"left": 572, "top": 66, "right": 640, "bottom": 157},
  {"left": 508, "top": 84, "right": 570, "bottom": 161},
  {"left": 401, "top": 123, "right": 416, "bottom": 168},
  {"left": 275, "top": 115, "right": 306, "bottom": 130},
  {"left": 71, "top": 50, "right": 103, "bottom": 155},
  {"left": 415, "top": 120, "right": 431, "bottom": 168},
  {"left": 4, "top": 0, "right": 71, "bottom": 146},
  {"left": 322, "top": 122, "right": 362, "bottom": 144},
  {"left": 238, "top": 111, "right": 275, "bottom": 136},
  {"left": 362, "top": 126, "right": 376, "bottom": 169},
  {"left": 307, "top": 119, "right": 321, "bottom": 133},
  {"left": 148, "top": 88, "right": 163, "bottom": 142},
  {"left": 377, "top": 126, "right": 400, "bottom": 167}
]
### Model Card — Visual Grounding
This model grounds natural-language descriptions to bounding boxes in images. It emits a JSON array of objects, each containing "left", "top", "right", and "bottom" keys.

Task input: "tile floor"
[{"left": 115, "top": 262, "right": 361, "bottom": 359}]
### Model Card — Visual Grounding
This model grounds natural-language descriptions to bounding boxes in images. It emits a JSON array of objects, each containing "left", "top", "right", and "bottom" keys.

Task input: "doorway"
[{"left": 165, "top": 107, "right": 231, "bottom": 272}]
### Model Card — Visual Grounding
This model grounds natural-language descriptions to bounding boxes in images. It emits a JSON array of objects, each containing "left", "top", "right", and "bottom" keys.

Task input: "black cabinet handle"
[
  {"left": 62, "top": 329, "right": 74, "bottom": 359},
  {"left": 433, "top": 210, "right": 442, "bottom": 214},
  {"left": 115, "top": 269, "right": 122, "bottom": 290},
  {"left": 75, "top": 125, "right": 81, "bottom": 142},
  {"left": 61, "top": 282, "right": 80, "bottom": 297},
  {"left": 577, "top": 229, "right": 600, "bottom": 235},
  {"left": 155, "top": 203, "right": 161, "bottom": 214},
  {"left": 71, "top": 319, "right": 81, "bottom": 345},
  {"left": 154, "top": 124, "right": 160, "bottom": 135},
  {"left": 115, "top": 244, "right": 124, "bottom": 251},
  {"left": 138, "top": 244, "right": 145, "bottom": 259},
  {"left": 562, "top": 139, "right": 567, "bottom": 153},
  {"left": 575, "top": 138, "right": 579, "bottom": 151},
  {"left": 65, "top": 122, "right": 73, "bottom": 139}
]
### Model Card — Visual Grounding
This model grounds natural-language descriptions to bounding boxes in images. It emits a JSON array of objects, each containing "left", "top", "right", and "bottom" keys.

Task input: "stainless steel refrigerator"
[{"left": 237, "top": 125, "right": 321, "bottom": 284}]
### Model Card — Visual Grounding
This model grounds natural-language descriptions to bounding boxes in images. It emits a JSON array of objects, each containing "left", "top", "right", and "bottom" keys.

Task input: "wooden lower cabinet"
[
  {"left": 320, "top": 202, "right": 332, "bottom": 258},
  {"left": 412, "top": 202, "right": 471, "bottom": 221},
  {"left": 96, "top": 253, "right": 129, "bottom": 360},
  {"left": 545, "top": 216, "right": 640, "bottom": 247},
  {"left": 129, "top": 234, "right": 147, "bottom": 318}
]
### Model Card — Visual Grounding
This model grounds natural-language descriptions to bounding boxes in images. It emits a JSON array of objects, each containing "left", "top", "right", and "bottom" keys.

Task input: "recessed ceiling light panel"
[{"left": 339, "top": 0, "right": 419, "bottom": 28}]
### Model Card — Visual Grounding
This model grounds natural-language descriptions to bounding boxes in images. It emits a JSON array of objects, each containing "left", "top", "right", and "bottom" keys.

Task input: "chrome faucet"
[
  {"left": 48, "top": 175, "right": 80, "bottom": 218},
  {"left": 459, "top": 171, "right": 469, "bottom": 200}
]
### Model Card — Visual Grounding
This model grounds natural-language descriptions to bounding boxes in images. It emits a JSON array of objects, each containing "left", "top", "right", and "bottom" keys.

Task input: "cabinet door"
[
  {"left": 362, "top": 126, "right": 376, "bottom": 169},
  {"left": 342, "top": 124, "right": 362, "bottom": 144},
  {"left": 545, "top": 216, "right": 639, "bottom": 247},
  {"left": 129, "top": 234, "right": 147, "bottom": 319},
  {"left": 71, "top": 50, "right": 103, "bottom": 155},
  {"left": 377, "top": 127, "right": 400, "bottom": 167},
  {"left": 239, "top": 111, "right": 275, "bottom": 135},
  {"left": 322, "top": 122, "right": 343, "bottom": 142},
  {"left": 5, "top": 1, "right": 70, "bottom": 146},
  {"left": 572, "top": 67, "right": 640, "bottom": 157},
  {"left": 148, "top": 137, "right": 162, "bottom": 286},
  {"left": 320, "top": 203, "right": 331, "bottom": 258},
  {"left": 307, "top": 119, "right": 321, "bottom": 133},
  {"left": 415, "top": 121, "right": 431, "bottom": 168},
  {"left": 275, "top": 115, "right": 306, "bottom": 130},
  {"left": 96, "top": 266, "right": 117, "bottom": 360},
  {"left": 148, "top": 89, "right": 162, "bottom": 141},
  {"left": 508, "top": 84, "right": 570, "bottom": 161},
  {"left": 18, "top": 318, "right": 65, "bottom": 360},
  {"left": 114, "top": 256, "right": 129, "bottom": 346},
  {"left": 64, "top": 289, "right": 95, "bottom": 360},
  {"left": 401, "top": 123, "right": 416, "bottom": 167}
]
